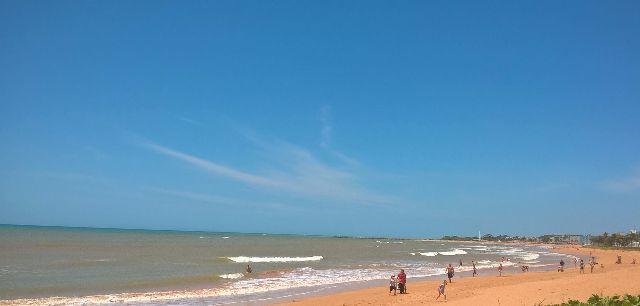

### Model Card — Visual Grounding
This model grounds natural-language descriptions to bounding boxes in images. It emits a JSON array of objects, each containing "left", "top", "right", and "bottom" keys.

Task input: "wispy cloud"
[
  {"left": 317, "top": 105, "right": 360, "bottom": 167},
  {"left": 146, "top": 187, "right": 293, "bottom": 211},
  {"left": 600, "top": 171, "right": 640, "bottom": 193},
  {"left": 137, "top": 136, "right": 398, "bottom": 207},
  {"left": 148, "top": 187, "right": 241, "bottom": 205},
  {"left": 140, "top": 140, "right": 283, "bottom": 188},
  {"left": 178, "top": 116, "right": 205, "bottom": 127}
]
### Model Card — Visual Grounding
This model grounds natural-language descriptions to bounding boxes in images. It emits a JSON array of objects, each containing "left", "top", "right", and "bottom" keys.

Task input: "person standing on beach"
[
  {"left": 589, "top": 260, "right": 595, "bottom": 273},
  {"left": 573, "top": 258, "right": 578, "bottom": 268},
  {"left": 436, "top": 280, "right": 447, "bottom": 301},
  {"left": 389, "top": 275, "right": 397, "bottom": 296},
  {"left": 446, "top": 264, "right": 454, "bottom": 283},
  {"left": 459, "top": 259, "right": 463, "bottom": 267},
  {"left": 246, "top": 265, "right": 252, "bottom": 274},
  {"left": 397, "top": 269, "right": 407, "bottom": 294},
  {"left": 579, "top": 259, "right": 585, "bottom": 274},
  {"left": 472, "top": 261, "right": 477, "bottom": 277},
  {"left": 498, "top": 263, "right": 503, "bottom": 276}
]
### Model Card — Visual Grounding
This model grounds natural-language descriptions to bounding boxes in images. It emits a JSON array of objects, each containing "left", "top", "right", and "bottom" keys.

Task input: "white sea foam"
[
  {"left": 219, "top": 266, "right": 442, "bottom": 298},
  {"left": 463, "top": 245, "right": 489, "bottom": 251},
  {"left": 418, "top": 252, "right": 438, "bottom": 257},
  {"left": 226, "top": 256, "right": 324, "bottom": 263},
  {"left": 219, "top": 273, "right": 244, "bottom": 279},
  {"left": 519, "top": 253, "right": 540, "bottom": 261},
  {"left": 5, "top": 253, "right": 559, "bottom": 306},
  {"left": 409, "top": 252, "right": 416, "bottom": 256},
  {"left": 221, "top": 236, "right": 230, "bottom": 239},
  {"left": 438, "top": 249, "right": 467, "bottom": 256},
  {"left": 375, "top": 240, "right": 403, "bottom": 244}
]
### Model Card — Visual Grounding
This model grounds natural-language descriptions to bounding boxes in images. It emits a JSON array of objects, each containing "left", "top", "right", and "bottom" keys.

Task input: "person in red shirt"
[{"left": 397, "top": 269, "right": 407, "bottom": 294}]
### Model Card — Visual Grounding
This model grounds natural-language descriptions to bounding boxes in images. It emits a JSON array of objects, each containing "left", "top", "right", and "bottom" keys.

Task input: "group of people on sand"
[
  {"left": 615, "top": 254, "right": 636, "bottom": 265},
  {"left": 388, "top": 264, "right": 457, "bottom": 301},
  {"left": 436, "top": 260, "right": 485, "bottom": 301},
  {"left": 437, "top": 259, "right": 511, "bottom": 301},
  {"left": 438, "top": 259, "right": 493, "bottom": 301},
  {"left": 434, "top": 256, "right": 547, "bottom": 301},
  {"left": 388, "top": 269, "right": 407, "bottom": 296},
  {"left": 556, "top": 252, "right": 638, "bottom": 275},
  {"left": 389, "top": 251, "right": 633, "bottom": 302},
  {"left": 388, "top": 248, "right": 640, "bottom": 303}
]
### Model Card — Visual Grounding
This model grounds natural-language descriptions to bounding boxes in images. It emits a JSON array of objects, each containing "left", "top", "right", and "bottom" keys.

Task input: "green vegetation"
[
  {"left": 590, "top": 232, "right": 640, "bottom": 248},
  {"left": 441, "top": 231, "right": 640, "bottom": 247},
  {"left": 441, "top": 234, "right": 540, "bottom": 242},
  {"left": 546, "top": 294, "right": 640, "bottom": 306}
]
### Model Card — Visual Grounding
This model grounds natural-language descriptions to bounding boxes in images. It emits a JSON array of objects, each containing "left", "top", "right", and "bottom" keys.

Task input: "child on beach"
[
  {"left": 579, "top": 259, "right": 584, "bottom": 274},
  {"left": 389, "top": 275, "right": 397, "bottom": 296},
  {"left": 472, "top": 261, "right": 477, "bottom": 277},
  {"left": 498, "top": 263, "right": 503, "bottom": 276},
  {"left": 436, "top": 280, "right": 447, "bottom": 301}
]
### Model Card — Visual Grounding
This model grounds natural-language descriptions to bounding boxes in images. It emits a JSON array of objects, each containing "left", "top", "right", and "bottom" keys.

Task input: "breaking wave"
[{"left": 225, "top": 256, "right": 324, "bottom": 263}]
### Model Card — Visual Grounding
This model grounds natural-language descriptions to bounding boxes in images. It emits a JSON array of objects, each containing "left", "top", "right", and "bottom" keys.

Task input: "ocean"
[{"left": 0, "top": 225, "right": 575, "bottom": 305}]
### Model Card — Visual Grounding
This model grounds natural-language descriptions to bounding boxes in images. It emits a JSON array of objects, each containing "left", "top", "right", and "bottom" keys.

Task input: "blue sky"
[{"left": 1, "top": 1, "right": 639, "bottom": 237}]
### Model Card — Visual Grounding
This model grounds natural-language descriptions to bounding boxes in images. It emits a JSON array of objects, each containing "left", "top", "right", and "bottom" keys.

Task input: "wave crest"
[
  {"left": 225, "top": 256, "right": 324, "bottom": 263},
  {"left": 438, "top": 249, "right": 467, "bottom": 256},
  {"left": 219, "top": 273, "right": 244, "bottom": 279}
]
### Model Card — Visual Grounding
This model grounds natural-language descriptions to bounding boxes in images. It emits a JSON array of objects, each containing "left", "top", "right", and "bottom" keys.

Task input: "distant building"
[{"left": 540, "top": 234, "right": 590, "bottom": 245}]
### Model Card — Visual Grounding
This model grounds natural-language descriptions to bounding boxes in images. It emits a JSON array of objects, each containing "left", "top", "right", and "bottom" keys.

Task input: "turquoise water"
[{"left": 0, "top": 225, "right": 574, "bottom": 304}]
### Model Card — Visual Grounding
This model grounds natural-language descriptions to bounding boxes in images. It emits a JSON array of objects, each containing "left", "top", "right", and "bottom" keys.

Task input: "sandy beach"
[{"left": 280, "top": 247, "right": 640, "bottom": 306}]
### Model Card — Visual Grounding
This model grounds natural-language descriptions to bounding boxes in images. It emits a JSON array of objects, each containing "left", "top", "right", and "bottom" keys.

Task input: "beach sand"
[{"left": 279, "top": 247, "right": 640, "bottom": 306}]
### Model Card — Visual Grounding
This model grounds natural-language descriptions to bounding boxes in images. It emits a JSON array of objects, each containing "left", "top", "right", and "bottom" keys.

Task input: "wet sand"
[{"left": 279, "top": 247, "right": 640, "bottom": 306}]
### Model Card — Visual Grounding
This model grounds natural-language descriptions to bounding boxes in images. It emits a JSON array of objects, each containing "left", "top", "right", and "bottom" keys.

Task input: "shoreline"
[
  {"left": 277, "top": 246, "right": 640, "bottom": 305},
  {"left": 1, "top": 243, "right": 629, "bottom": 305}
]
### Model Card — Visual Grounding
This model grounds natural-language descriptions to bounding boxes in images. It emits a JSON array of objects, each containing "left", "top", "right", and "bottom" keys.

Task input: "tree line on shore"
[
  {"left": 590, "top": 231, "right": 639, "bottom": 248},
  {"left": 441, "top": 234, "right": 537, "bottom": 242},
  {"left": 442, "top": 231, "right": 640, "bottom": 248}
]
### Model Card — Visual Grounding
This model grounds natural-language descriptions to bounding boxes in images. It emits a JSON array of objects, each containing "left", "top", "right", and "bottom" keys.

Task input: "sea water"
[{"left": 0, "top": 225, "right": 574, "bottom": 304}]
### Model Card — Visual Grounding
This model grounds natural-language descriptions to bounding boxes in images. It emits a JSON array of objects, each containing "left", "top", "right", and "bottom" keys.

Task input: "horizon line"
[{"left": 0, "top": 223, "right": 600, "bottom": 239}]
